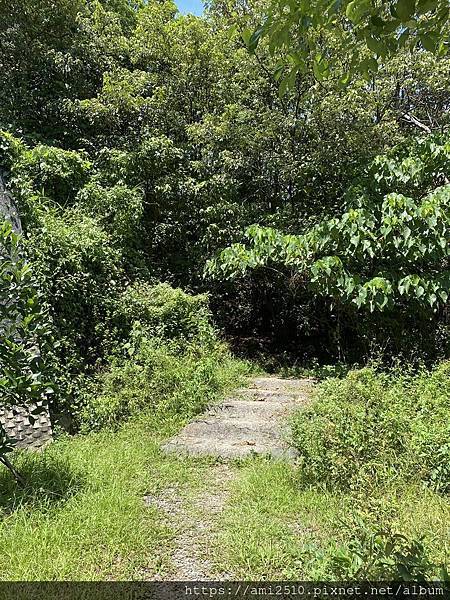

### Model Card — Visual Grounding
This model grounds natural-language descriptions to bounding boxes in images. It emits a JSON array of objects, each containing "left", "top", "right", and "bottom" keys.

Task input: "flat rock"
[{"left": 162, "top": 376, "right": 313, "bottom": 461}]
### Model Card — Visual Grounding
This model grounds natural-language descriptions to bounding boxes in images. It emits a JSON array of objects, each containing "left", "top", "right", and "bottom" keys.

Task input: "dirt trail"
[{"left": 146, "top": 463, "right": 234, "bottom": 579}]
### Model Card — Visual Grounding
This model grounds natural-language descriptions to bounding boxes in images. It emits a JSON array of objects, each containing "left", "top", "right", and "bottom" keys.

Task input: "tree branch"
[
  {"left": 0, "top": 455, "right": 25, "bottom": 486},
  {"left": 401, "top": 112, "right": 432, "bottom": 134}
]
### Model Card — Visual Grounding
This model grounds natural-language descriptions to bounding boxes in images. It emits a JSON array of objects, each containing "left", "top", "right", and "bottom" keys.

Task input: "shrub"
[
  {"left": 12, "top": 145, "right": 91, "bottom": 205},
  {"left": 115, "top": 282, "right": 215, "bottom": 345},
  {"left": 291, "top": 363, "right": 450, "bottom": 493},
  {"left": 28, "top": 207, "right": 123, "bottom": 351},
  {"left": 0, "top": 220, "right": 54, "bottom": 460},
  {"left": 0, "top": 131, "right": 25, "bottom": 173},
  {"left": 329, "top": 515, "right": 446, "bottom": 580},
  {"left": 26, "top": 208, "right": 124, "bottom": 416},
  {"left": 75, "top": 181, "right": 144, "bottom": 244},
  {"left": 77, "top": 335, "right": 249, "bottom": 431},
  {"left": 73, "top": 282, "right": 244, "bottom": 429}
]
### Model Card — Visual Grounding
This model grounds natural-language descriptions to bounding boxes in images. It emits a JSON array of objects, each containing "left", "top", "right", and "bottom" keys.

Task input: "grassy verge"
[
  {"left": 0, "top": 352, "right": 249, "bottom": 580},
  {"left": 0, "top": 414, "right": 196, "bottom": 579},
  {"left": 215, "top": 458, "right": 343, "bottom": 579},
  {"left": 1, "top": 415, "right": 447, "bottom": 580},
  {"left": 215, "top": 458, "right": 449, "bottom": 579}
]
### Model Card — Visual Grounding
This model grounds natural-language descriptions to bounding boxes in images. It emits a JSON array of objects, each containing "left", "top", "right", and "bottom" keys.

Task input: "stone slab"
[{"left": 162, "top": 376, "right": 313, "bottom": 461}]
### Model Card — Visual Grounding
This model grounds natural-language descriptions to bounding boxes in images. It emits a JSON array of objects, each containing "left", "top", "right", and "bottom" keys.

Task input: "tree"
[
  {"left": 245, "top": 0, "right": 449, "bottom": 88},
  {"left": 206, "top": 134, "right": 450, "bottom": 354},
  {"left": 0, "top": 0, "right": 131, "bottom": 140}
]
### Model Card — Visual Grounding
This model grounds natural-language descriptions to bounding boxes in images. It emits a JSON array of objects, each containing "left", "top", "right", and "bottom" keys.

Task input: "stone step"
[
  {"left": 161, "top": 376, "right": 313, "bottom": 462},
  {"left": 209, "top": 399, "right": 294, "bottom": 418},
  {"left": 235, "top": 389, "right": 308, "bottom": 403},
  {"left": 172, "top": 417, "right": 283, "bottom": 440},
  {"left": 163, "top": 437, "right": 297, "bottom": 460},
  {"left": 248, "top": 377, "right": 315, "bottom": 392}
]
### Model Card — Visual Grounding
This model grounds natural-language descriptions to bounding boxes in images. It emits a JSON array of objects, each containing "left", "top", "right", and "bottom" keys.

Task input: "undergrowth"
[
  {"left": 291, "top": 362, "right": 450, "bottom": 493},
  {"left": 217, "top": 457, "right": 449, "bottom": 580},
  {"left": 77, "top": 338, "right": 249, "bottom": 431}
]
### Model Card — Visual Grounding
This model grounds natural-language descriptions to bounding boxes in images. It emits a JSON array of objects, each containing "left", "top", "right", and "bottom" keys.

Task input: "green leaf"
[
  {"left": 366, "top": 57, "right": 379, "bottom": 72},
  {"left": 274, "top": 64, "right": 285, "bottom": 81},
  {"left": 226, "top": 24, "right": 238, "bottom": 39},
  {"left": 417, "top": 0, "right": 438, "bottom": 14},
  {"left": 416, "top": 285, "right": 425, "bottom": 298},
  {"left": 279, "top": 75, "right": 290, "bottom": 97},
  {"left": 419, "top": 32, "right": 438, "bottom": 51},
  {"left": 312, "top": 56, "right": 329, "bottom": 81},
  {"left": 366, "top": 34, "right": 388, "bottom": 56},
  {"left": 241, "top": 27, "right": 252, "bottom": 46},
  {"left": 438, "top": 290, "right": 448, "bottom": 303},
  {"left": 312, "top": 59, "right": 322, "bottom": 81},
  {"left": 346, "top": 0, "right": 370, "bottom": 23},
  {"left": 395, "top": 0, "right": 416, "bottom": 21},
  {"left": 338, "top": 72, "right": 352, "bottom": 88},
  {"left": 248, "top": 27, "right": 264, "bottom": 53}
]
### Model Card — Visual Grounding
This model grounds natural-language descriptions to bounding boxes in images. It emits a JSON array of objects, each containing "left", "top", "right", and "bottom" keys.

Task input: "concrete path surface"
[{"left": 162, "top": 377, "right": 314, "bottom": 460}]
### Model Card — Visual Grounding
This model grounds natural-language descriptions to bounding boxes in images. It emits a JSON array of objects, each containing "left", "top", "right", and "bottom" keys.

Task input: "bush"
[
  {"left": 115, "top": 282, "right": 215, "bottom": 345},
  {"left": 328, "top": 514, "right": 446, "bottom": 580},
  {"left": 291, "top": 363, "right": 450, "bottom": 493},
  {"left": 28, "top": 207, "right": 123, "bottom": 353},
  {"left": 77, "top": 335, "right": 249, "bottom": 431},
  {"left": 75, "top": 181, "right": 144, "bottom": 245},
  {"left": 26, "top": 207, "right": 125, "bottom": 416},
  {"left": 13, "top": 145, "right": 91, "bottom": 205},
  {"left": 0, "top": 131, "right": 25, "bottom": 173},
  {"left": 72, "top": 282, "right": 244, "bottom": 430}
]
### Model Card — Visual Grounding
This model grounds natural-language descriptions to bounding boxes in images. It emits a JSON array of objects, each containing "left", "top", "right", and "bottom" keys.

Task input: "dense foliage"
[
  {"left": 0, "top": 0, "right": 448, "bottom": 442},
  {"left": 74, "top": 283, "right": 235, "bottom": 430},
  {"left": 78, "top": 335, "right": 247, "bottom": 431},
  {"left": 247, "top": 0, "right": 449, "bottom": 88},
  {"left": 289, "top": 362, "right": 450, "bottom": 580},
  {"left": 207, "top": 134, "right": 450, "bottom": 359}
]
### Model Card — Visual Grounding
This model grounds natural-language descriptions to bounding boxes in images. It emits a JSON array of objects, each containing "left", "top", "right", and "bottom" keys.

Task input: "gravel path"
[{"left": 147, "top": 463, "right": 235, "bottom": 580}]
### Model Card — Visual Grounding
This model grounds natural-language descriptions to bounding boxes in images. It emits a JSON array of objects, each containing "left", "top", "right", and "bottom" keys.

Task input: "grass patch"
[
  {"left": 216, "top": 457, "right": 449, "bottom": 579},
  {"left": 78, "top": 339, "right": 253, "bottom": 432},
  {"left": 0, "top": 414, "right": 193, "bottom": 579},
  {"left": 215, "top": 364, "right": 449, "bottom": 580},
  {"left": 291, "top": 363, "right": 450, "bottom": 493},
  {"left": 0, "top": 352, "right": 248, "bottom": 580},
  {"left": 215, "top": 457, "right": 344, "bottom": 579}
]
